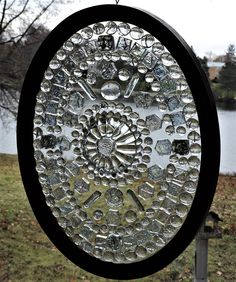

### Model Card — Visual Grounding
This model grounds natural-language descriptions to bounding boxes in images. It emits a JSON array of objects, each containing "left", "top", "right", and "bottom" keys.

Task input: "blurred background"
[{"left": 0, "top": 0, "right": 235, "bottom": 281}]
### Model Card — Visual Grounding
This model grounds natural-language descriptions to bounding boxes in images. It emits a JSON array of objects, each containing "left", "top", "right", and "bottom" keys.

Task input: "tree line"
[
  {"left": 198, "top": 44, "right": 236, "bottom": 104},
  {"left": 215, "top": 44, "right": 236, "bottom": 103},
  {"left": 0, "top": 0, "right": 70, "bottom": 121}
]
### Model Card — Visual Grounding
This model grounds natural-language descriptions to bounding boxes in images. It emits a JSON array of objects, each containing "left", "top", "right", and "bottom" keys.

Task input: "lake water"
[
  {"left": 217, "top": 110, "right": 236, "bottom": 174},
  {"left": 0, "top": 109, "right": 236, "bottom": 174}
]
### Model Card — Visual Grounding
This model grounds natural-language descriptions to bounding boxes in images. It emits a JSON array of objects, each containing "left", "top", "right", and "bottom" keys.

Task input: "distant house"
[
  {"left": 207, "top": 61, "right": 225, "bottom": 81},
  {"left": 214, "top": 55, "right": 226, "bottom": 63}
]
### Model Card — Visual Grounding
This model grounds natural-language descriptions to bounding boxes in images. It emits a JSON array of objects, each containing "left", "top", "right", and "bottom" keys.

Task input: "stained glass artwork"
[{"left": 33, "top": 21, "right": 201, "bottom": 264}]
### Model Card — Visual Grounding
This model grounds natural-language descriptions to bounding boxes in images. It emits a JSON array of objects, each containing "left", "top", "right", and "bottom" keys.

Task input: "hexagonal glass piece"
[
  {"left": 155, "top": 139, "right": 172, "bottom": 155},
  {"left": 146, "top": 114, "right": 162, "bottom": 131},
  {"left": 147, "top": 165, "right": 163, "bottom": 181}
]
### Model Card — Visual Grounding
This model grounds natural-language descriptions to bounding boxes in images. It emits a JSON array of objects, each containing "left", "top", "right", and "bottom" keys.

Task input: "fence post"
[{"left": 194, "top": 213, "right": 222, "bottom": 282}]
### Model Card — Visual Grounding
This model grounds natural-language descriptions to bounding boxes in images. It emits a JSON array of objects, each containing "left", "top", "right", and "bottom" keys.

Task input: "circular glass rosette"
[{"left": 17, "top": 5, "right": 220, "bottom": 279}]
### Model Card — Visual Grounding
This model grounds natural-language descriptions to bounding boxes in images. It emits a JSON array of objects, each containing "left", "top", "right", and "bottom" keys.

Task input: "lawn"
[{"left": 0, "top": 153, "right": 235, "bottom": 282}]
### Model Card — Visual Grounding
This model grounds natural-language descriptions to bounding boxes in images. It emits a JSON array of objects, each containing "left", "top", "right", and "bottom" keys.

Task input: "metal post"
[
  {"left": 194, "top": 212, "right": 222, "bottom": 282},
  {"left": 194, "top": 237, "right": 208, "bottom": 282}
]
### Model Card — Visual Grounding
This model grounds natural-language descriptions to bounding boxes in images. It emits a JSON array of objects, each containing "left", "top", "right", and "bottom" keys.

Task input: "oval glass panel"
[
  {"left": 17, "top": 5, "right": 220, "bottom": 279},
  {"left": 33, "top": 20, "right": 201, "bottom": 264}
]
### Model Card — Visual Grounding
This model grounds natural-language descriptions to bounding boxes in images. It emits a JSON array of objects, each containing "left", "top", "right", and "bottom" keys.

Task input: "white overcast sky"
[{"left": 46, "top": 0, "right": 236, "bottom": 58}]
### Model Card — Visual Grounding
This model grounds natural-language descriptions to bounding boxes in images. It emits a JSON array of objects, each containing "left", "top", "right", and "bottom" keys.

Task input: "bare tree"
[{"left": 0, "top": 0, "right": 71, "bottom": 120}]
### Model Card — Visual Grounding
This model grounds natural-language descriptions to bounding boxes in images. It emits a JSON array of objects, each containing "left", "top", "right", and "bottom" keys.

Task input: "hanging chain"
[{"left": 115, "top": 0, "right": 119, "bottom": 4}]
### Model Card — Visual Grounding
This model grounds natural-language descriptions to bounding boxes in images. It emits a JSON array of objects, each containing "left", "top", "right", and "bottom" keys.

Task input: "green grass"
[{"left": 0, "top": 153, "right": 235, "bottom": 281}]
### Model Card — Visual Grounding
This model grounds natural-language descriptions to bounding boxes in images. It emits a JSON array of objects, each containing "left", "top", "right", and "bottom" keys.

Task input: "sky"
[{"left": 45, "top": 0, "right": 236, "bottom": 58}]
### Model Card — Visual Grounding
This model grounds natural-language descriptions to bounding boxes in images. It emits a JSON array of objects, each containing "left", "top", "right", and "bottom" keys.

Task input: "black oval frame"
[{"left": 17, "top": 5, "right": 220, "bottom": 280}]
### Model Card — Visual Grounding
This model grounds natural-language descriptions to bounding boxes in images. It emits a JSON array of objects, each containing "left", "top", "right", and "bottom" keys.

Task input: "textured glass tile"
[
  {"left": 70, "top": 48, "right": 87, "bottom": 64},
  {"left": 52, "top": 70, "right": 67, "bottom": 86},
  {"left": 57, "top": 136, "right": 71, "bottom": 151},
  {"left": 173, "top": 168, "right": 188, "bottom": 183},
  {"left": 106, "top": 210, "right": 121, "bottom": 226},
  {"left": 65, "top": 162, "right": 80, "bottom": 176},
  {"left": 117, "top": 36, "right": 132, "bottom": 50},
  {"left": 107, "top": 234, "right": 123, "bottom": 251},
  {"left": 63, "top": 59, "right": 76, "bottom": 74},
  {"left": 49, "top": 86, "right": 62, "bottom": 99},
  {"left": 157, "top": 210, "right": 169, "bottom": 224},
  {"left": 40, "top": 134, "right": 57, "bottom": 149},
  {"left": 134, "top": 92, "right": 154, "bottom": 108},
  {"left": 95, "top": 235, "right": 106, "bottom": 247},
  {"left": 167, "top": 183, "right": 182, "bottom": 197},
  {"left": 70, "top": 216, "right": 82, "bottom": 228},
  {"left": 52, "top": 187, "right": 66, "bottom": 200},
  {"left": 161, "top": 197, "right": 176, "bottom": 213},
  {"left": 45, "top": 101, "right": 58, "bottom": 114},
  {"left": 160, "top": 78, "right": 176, "bottom": 93},
  {"left": 155, "top": 139, "right": 172, "bottom": 155},
  {"left": 143, "top": 52, "right": 158, "bottom": 69},
  {"left": 145, "top": 208, "right": 155, "bottom": 218},
  {"left": 166, "top": 96, "right": 180, "bottom": 111},
  {"left": 44, "top": 159, "right": 57, "bottom": 171},
  {"left": 172, "top": 139, "right": 190, "bottom": 155},
  {"left": 147, "top": 165, "right": 163, "bottom": 181},
  {"left": 147, "top": 219, "right": 160, "bottom": 234},
  {"left": 131, "top": 42, "right": 145, "bottom": 57},
  {"left": 45, "top": 114, "right": 57, "bottom": 126},
  {"left": 74, "top": 179, "right": 90, "bottom": 193},
  {"left": 48, "top": 173, "right": 61, "bottom": 186},
  {"left": 68, "top": 92, "right": 84, "bottom": 112},
  {"left": 146, "top": 114, "right": 162, "bottom": 131},
  {"left": 82, "top": 242, "right": 93, "bottom": 254},
  {"left": 98, "top": 35, "right": 115, "bottom": 50},
  {"left": 84, "top": 40, "right": 98, "bottom": 54},
  {"left": 123, "top": 236, "right": 137, "bottom": 248},
  {"left": 62, "top": 111, "right": 78, "bottom": 127},
  {"left": 152, "top": 64, "right": 168, "bottom": 80},
  {"left": 138, "top": 182, "right": 154, "bottom": 199},
  {"left": 98, "top": 61, "right": 117, "bottom": 80},
  {"left": 79, "top": 226, "right": 95, "bottom": 242},
  {"left": 136, "top": 230, "right": 152, "bottom": 244},
  {"left": 60, "top": 203, "right": 74, "bottom": 215},
  {"left": 170, "top": 111, "right": 186, "bottom": 126}
]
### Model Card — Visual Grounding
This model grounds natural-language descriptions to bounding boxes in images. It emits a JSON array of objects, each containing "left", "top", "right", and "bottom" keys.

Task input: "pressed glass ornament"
[{"left": 17, "top": 4, "right": 220, "bottom": 279}]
